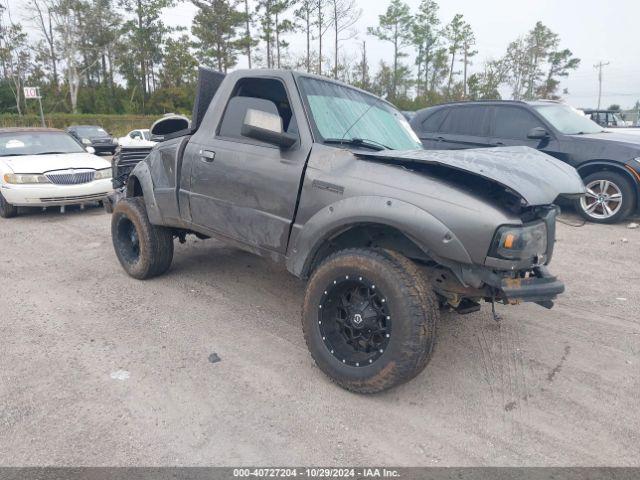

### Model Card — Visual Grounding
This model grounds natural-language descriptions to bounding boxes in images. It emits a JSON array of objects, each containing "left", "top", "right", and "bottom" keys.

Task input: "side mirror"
[
  {"left": 85, "top": 146, "right": 96, "bottom": 154},
  {"left": 241, "top": 109, "right": 297, "bottom": 149},
  {"left": 527, "top": 127, "right": 549, "bottom": 140}
]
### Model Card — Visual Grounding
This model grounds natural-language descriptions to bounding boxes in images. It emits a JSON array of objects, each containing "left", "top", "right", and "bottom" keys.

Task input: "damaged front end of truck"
[{"left": 353, "top": 146, "right": 586, "bottom": 313}]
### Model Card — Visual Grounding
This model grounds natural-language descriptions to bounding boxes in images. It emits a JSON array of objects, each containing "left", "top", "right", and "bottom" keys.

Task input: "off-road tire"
[
  {"left": 302, "top": 248, "right": 438, "bottom": 393},
  {"left": 0, "top": 192, "right": 17, "bottom": 218},
  {"left": 111, "top": 197, "right": 173, "bottom": 279},
  {"left": 576, "top": 170, "right": 636, "bottom": 224}
]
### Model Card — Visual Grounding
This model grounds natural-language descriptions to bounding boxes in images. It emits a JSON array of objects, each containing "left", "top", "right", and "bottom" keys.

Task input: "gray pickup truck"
[{"left": 111, "top": 68, "right": 584, "bottom": 393}]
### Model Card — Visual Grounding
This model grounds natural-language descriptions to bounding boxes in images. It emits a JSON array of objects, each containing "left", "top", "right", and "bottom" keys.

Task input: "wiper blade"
[
  {"left": 324, "top": 137, "right": 390, "bottom": 151},
  {"left": 0, "top": 153, "right": 26, "bottom": 157},
  {"left": 34, "top": 151, "right": 67, "bottom": 155}
]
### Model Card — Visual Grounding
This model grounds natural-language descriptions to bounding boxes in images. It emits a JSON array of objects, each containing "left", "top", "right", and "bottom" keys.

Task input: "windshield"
[
  {"left": 0, "top": 132, "right": 86, "bottom": 156},
  {"left": 534, "top": 105, "right": 604, "bottom": 135},
  {"left": 298, "top": 77, "right": 422, "bottom": 150},
  {"left": 74, "top": 126, "right": 108, "bottom": 137}
]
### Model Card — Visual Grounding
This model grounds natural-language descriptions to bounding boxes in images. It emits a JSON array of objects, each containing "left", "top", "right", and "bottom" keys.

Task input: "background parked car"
[
  {"left": 66, "top": 125, "right": 118, "bottom": 154},
  {"left": 582, "top": 109, "right": 630, "bottom": 128},
  {"left": 117, "top": 129, "right": 156, "bottom": 148},
  {"left": 410, "top": 100, "right": 640, "bottom": 223},
  {"left": 0, "top": 128, "right": 113, "bottom": 218}
]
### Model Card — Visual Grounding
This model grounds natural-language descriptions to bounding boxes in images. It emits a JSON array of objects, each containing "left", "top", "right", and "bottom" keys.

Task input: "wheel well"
[
  {"left": 126, "top": 176, "right": 144, "bottom": 198},
  {"left": 578, "top": 162, "right": 637, "bottom": 187},
  {"left": 304, "top": 223, "right": 430, "bottom": 278}
]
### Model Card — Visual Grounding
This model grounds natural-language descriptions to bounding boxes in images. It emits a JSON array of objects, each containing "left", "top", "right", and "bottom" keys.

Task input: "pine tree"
[
  {"left": 367, "top": 0, "right": 412, "bottom": 101},
  {"left": 328, "top": 0, "right": 361, "bottom": 79},
  {"left": 443, "top": 13, "right": 466, "bottom": 98},
  {"left": 294, "top": 0, "right": 314, "bottom": 72},
  {"left": 191, "top": 0, "right": 246, "bottom": 73},
  {"left": 411, "top": 0, "right": 440, "bottom": 97}
]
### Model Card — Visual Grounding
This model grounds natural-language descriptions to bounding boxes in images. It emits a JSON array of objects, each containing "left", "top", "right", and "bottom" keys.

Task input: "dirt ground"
[{"left": 0, "top": 203, "right": 638, "bottom": 466}]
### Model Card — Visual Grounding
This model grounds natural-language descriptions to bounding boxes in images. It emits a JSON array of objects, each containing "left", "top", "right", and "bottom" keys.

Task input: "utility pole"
[{"left": 594, "top": 61, "right": 610, "bottom": 110}]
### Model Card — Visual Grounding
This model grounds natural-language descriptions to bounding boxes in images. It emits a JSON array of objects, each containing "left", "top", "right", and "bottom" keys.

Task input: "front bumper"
[
  {"left": 1, "top": 179, "right": 113, "bottom": 207},
  {"left": 91, "top": 140, "right": 118, "bottom": 151},
  {"left": 500, "top": 266, "right": 564, "bottom": 304}
]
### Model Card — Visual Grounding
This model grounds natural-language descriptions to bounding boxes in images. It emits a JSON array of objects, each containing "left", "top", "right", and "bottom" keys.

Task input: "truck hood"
[
  {"left": 1, "top": 152, "right": 111, "bottom": 174},
  {"left": 355, "top": 146, "right": 585, "bottom": 206}
]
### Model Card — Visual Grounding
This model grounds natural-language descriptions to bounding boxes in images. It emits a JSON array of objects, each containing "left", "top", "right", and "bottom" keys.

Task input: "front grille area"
[
  {"left": 46, "top": 169, "right": 95, "bottom": 185},
  {"left": 112, "top": 146, "right": 153, "bottom": 189},
  {"left": 117, "top": 147, "right": 153, "bottom": 167}
]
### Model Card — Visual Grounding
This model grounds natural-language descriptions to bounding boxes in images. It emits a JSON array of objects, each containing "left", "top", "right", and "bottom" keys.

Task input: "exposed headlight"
[
  {"left": 94, "top": 168, "right": 112, "bottom": 180},
  {"left": 3, "top": 173, "right": 51, "bottom": 184},
  {"left": 82, "top": 138, "right": 92, "bottom": 145},
  {"left": 489, "top": 221, "right": 547, "bottom": 261}
]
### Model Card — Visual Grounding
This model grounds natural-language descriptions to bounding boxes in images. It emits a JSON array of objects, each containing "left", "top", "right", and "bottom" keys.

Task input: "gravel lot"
[{"left": 0, "top": 202, "right": 638, "bottom": 466}]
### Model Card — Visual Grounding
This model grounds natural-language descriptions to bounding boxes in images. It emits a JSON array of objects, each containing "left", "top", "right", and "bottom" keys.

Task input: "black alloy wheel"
[{"left": 319, "top": 275, "right": 391, "bottom": 367}]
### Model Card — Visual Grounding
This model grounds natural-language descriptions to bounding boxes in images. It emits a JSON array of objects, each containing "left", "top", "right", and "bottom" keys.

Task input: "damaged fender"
[{"left": 286, "top": 196, "right": 472, "bottom": 277}]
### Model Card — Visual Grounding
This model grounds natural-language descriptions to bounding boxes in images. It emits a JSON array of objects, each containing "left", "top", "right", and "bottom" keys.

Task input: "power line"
[{"left": 594, "top": 60, "right": 610, "bottom": 109}]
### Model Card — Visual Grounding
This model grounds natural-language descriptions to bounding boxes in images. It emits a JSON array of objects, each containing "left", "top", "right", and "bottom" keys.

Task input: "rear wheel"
[
  {"left": 577, "top": 171, "right": 635, "bottom": 223},
  {"left": 0, "top": 192, "right": 17, "bottom": 218},
  {"left": 302, "top": 248, "right": 438, "bottom": 393},
  {"left": 111, "top": 197, "right": 173, "bottom": 279}
]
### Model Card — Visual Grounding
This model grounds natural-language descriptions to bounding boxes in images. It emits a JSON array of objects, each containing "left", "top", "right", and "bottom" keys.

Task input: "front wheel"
[
  {"left": 576, "top": 171, "right": 636, "bottom": 223},
  {"left": 111, "top": 197, "right": 174, "bottom": 279},
  {"left": 0, "top": 192, "right": 17, "bottom": 218},
  {"left": 302, "top": 248, "right": 438, "bottom": 393}
]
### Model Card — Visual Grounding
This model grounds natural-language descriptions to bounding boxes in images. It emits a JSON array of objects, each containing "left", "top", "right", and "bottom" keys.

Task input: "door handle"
[
  {"left": 494, "top": 141, "right": 505, "bottom": 146},
  {"left": 199, "top": 149, "right": 215, "bottom": 162},
  {"left": 436, "top": 136, "right": 445, "bottom": 142}
]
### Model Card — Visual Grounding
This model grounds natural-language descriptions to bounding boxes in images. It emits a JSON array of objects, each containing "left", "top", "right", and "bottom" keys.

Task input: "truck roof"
[{"left": 227, "top": 69, "right": 399, "bottom": 110}]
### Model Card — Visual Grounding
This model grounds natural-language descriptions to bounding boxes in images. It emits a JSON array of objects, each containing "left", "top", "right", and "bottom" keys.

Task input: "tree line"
[{"left": 0, "top": 0, "right": 582, "bottom": 116}]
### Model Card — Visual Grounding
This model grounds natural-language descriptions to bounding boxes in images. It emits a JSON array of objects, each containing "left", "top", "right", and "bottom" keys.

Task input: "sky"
[{"left": 12, "top": 0, "right": 640, "bottom": 110}]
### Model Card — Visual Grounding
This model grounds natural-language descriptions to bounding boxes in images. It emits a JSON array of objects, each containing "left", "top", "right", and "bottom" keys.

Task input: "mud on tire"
[
  {"left": 111, "top": 197, "right": 174, "bottom": 279},
  {"left": 302, "top": 248, "right": 439, "bottom": 393}
]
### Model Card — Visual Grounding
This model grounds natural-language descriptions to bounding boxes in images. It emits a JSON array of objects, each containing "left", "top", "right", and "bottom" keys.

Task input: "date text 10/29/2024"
[{"left": 233, "top": 468, "right": 401, "bottom": 478}]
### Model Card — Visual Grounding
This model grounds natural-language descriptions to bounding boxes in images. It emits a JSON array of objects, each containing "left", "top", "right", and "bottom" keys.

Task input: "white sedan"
[
  {"left": 0, "top": 128, "right": 113, "bottom": 218},
  {"left": 117, "top": 129, "right": 156, "bottom": 148}
]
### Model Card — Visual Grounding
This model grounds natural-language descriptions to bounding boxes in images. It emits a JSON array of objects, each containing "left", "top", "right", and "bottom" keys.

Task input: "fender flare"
[
  {"left": 285, "top": 196, "right": 473, "bottom": 278},
  {"left": 126, "top": 161, "right": 163, "bottom": 225}
]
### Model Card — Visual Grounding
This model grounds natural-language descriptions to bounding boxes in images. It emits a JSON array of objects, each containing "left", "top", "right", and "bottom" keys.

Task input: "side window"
[
  {"left": 494, "top": 107, "right": 543, "bottom": 140},
  {"left": 420, "top": 108, "right": 448, "bottom": 133},
  {"left": 439, "top": 106, "right": 490, "bottom": 136},
  {"left": 217, "top": 77, "right": 299, "bottom": 144}
]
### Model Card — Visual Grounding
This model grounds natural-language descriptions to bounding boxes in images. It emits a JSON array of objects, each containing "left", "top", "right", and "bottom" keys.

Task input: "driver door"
[{"left": 185, "top": 76, "right": 312, "bottom": 254}]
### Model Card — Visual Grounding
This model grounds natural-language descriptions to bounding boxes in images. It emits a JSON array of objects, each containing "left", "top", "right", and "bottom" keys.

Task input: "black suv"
[{"left": 410, "top": 100, "right": 640, "bottom": 223}]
